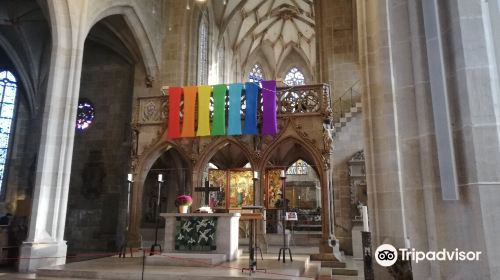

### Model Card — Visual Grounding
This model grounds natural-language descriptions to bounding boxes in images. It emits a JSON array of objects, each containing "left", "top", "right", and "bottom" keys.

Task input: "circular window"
[{"left": 76, "top": 98, "right": 95, "bottom": 130}]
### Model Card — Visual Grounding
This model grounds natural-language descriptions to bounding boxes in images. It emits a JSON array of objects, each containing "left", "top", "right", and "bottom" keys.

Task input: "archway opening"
[
  {"left": 201, "top": 142, "right": 253, "bottom": 210},
  {"left": 263, "top": 138, "right": 322, "bottom": 245},
  {"left": 140, "top": 147, "right": 190, "bottom": 244}
]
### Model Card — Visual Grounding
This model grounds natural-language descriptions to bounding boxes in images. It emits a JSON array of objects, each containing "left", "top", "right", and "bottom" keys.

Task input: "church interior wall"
[
  {"left": 331, "top": 112, "right": 364, "bottom": 255},
  {"left": 317, "top": 0, "right": 360, "bottom": 98},
  {"left": 64, "top": 34, "right": 135, "bottom": 254}
]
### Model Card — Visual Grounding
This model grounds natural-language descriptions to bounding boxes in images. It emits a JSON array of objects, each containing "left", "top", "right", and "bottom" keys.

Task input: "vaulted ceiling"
[{"left": 213, "top": 0, "right": 315, "bottom": 76}]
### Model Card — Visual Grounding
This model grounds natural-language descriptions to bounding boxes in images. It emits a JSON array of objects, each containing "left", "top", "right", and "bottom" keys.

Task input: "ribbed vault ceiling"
[{"left": 214, "top": 0, "right": 315, "bottom": 72}]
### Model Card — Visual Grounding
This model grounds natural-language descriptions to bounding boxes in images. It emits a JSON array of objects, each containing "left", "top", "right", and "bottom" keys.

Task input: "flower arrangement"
[{"left": 175, "top": 194, "right": 193, "bottom": 207}]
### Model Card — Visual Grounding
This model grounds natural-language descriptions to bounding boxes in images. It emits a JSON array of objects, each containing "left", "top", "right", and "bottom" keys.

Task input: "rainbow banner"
[{"left": 167, "top": 81, "right": 278, "bottom": 139}]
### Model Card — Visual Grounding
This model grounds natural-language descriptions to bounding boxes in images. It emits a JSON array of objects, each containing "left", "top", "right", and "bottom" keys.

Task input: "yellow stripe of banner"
[{"left": 196, "top": 85, "right": 211, "bottom": 136}]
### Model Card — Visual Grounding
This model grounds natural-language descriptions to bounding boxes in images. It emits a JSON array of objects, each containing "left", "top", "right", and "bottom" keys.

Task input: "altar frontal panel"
[{"left": 175, "top": 217, "right": 217, "bottom": 251}]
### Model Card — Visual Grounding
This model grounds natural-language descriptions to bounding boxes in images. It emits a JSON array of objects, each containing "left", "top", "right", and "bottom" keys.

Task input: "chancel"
[{"left": 0, "top": 0, "right": 499, "bottom": 279}]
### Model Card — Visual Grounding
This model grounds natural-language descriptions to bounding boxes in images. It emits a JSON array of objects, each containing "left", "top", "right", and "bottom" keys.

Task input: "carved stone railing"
[
  {"left": 277, "top": 83, "right": 331, "bottom": 117},
  {"left": 135, "top": 83, "right": 332, "bottom": 126}
]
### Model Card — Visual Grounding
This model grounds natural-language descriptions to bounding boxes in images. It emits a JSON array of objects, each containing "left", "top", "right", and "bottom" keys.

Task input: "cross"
[{"left": 194, "top": 179, "right": 222, "bottom": 206}]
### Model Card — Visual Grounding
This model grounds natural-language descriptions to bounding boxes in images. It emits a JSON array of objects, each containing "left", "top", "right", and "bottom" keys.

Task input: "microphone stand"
[
  {"left": 150, "top": 174, "right": 163, "bottom": 255},
  {"left": 119, "top": 175, "right": 133, "bottom": 258},
  {"left": 277, "top": 172, "right": 292, "bottom": 262}
]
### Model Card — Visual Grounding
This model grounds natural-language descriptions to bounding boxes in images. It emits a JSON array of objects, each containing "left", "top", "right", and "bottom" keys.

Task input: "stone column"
[
  {"left": 319, "top": 163, "right": 341, "bottom": 259},
  {"left": 18, "top": 1, "right": 86, "bottom": 272}
]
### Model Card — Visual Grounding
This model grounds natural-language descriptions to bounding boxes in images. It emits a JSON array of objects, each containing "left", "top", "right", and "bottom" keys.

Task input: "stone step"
[
  {"left": 333, "top": 102, "right": 363, "bottom": 136},
  {"left": 146, "top": 253, "right": 227, "bottom": 267},
  {"left": 310, "top": 253, "right": 341, "bottom": 262},
  {"left": 332, "top": 268, "right": 359, "bottom": 276},
  {"left": 321, "top": 261, "right": 346, "bottom": 268}
]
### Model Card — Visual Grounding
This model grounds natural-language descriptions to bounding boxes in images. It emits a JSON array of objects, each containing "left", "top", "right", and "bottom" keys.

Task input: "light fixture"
[
  {"left": 223, "top": 0, "right": 227, "bottom": 5},
  {"left": 186, "top": 0, "right": 191, "bottom": 10},
  {"left": 196, "top": 0, "right": 207, "bottom": 2}
]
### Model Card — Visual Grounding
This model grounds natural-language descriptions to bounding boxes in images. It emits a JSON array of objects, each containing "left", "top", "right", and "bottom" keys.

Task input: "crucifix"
[{"left": 194, "top": 179, "right": 222, "bottom": 206}]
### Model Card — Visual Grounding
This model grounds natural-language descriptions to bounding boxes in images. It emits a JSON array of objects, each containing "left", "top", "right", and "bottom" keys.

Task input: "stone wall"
[
  {"left": 332, "top": 112, "right": 364, "bottom": 255},
  {"left": 65, "top": 41, "right": 134, "bottom": 254},
  {"left": 357, "top": 0, "right": 500, "bottom": 278},
  {"left": 317, "top": 0, "right": 360, "bottom": 97}
]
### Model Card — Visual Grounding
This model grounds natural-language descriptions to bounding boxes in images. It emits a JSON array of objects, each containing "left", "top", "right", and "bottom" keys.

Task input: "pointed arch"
[
  {"left": 130, "top": 139, "right": 193, "bottom": 242},
  {"left": 0, "top": 38, "right": 36, "bottom": 116},
  {"left": 277, "top": 46, "right": 314, "bottom": 83},
  {"left": 260, "top": 136, "right": 325, "bottom": 187},
  {"left": 194, "top": 138, "right": 257, "bottom": 180},
  {"left": 85, "top": 5, "right": 160, "bottom": 78}
]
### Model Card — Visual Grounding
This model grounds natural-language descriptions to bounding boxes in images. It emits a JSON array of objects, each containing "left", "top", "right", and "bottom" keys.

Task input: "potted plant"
[{"left": 175, "top": 195, "right": 192, "bottom": 213}]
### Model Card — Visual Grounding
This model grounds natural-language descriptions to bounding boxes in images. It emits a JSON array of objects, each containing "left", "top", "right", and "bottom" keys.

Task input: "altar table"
[{"left": 160, "top": 213, "right": 241, "bottom": 261}]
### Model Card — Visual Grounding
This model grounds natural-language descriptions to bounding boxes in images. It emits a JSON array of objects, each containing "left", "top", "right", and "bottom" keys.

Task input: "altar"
[{"left": 147, "top": 213, "right": 240, "bottom": 266}]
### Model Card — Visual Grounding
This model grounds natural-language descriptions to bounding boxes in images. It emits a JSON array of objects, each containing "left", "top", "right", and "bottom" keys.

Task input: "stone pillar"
[
  {"left": 358, "top": 0, "right": 500, "bottom": 278},
  {"left": 18, "top": 2, "right": 86, "bottom": 272},
  {"left": 319, "top": 164, "right": 341, "bottom": 260}
]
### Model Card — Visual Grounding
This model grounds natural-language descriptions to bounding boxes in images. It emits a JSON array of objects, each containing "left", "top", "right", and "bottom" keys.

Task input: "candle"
[
  {"left": 280, "top": 170, "right": 285, "bottom": 178},
  {"left": 127, "top": 173, "right": 133, "bottom": 182},
  {"left": 253, "top": 171, "right": 259, "bottom": 179},
  {"left": 158, "top": 174, "right": 163, "bottom": 182},
  {"left": 361, "top": 206, "right": 369, "bottom": 232}
]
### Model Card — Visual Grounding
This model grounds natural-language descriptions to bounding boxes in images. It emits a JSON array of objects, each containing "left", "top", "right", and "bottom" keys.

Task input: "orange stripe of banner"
[{"left": 181, "top": 86, "right": 197, "bottom": 137}]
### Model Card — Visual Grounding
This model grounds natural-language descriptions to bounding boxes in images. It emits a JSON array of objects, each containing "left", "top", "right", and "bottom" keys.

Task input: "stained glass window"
[
  {"left": 198, "top": 13, "right": 209, "bottom": 85},
  {"left": 0, "top": 70, "right": 17, "bottom": 190},
  {"left": 248, "top": 64, "right": 264, "bottom": 84},
  {"left": 76, "top": 98, "right": 95, "bottom": 130},
  {"left": 287, "top": 159, "right": 308, "bottom": 175},
  {"left": 284, "top": 67, "right": 305, "bottom": 86}
]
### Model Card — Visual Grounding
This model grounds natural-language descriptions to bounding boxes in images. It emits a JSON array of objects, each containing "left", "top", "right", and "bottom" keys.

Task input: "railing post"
[
  {"left": 340, "top": 97, "right": 343, "bottom": 117},
  {"left": 350, "top": 88, "right": 353, "bottom": 107}
]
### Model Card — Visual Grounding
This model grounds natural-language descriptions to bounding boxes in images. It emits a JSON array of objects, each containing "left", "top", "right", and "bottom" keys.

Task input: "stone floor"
[{"left": 0, "top": 246, "right": 365, "bottom": 280}]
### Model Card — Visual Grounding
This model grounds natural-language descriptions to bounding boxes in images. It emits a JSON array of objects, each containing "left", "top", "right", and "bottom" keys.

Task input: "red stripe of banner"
[{"left": 167, "top": 87, "right": 182, "bottom": 139}]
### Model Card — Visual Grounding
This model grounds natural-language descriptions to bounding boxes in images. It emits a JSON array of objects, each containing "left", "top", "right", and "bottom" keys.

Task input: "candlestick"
[
  {"left": 158, "top": 173, "right": 163, "bottom": 182},
  {"left": 127, "top": 173, "right": 133, "bottom": 182}
]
